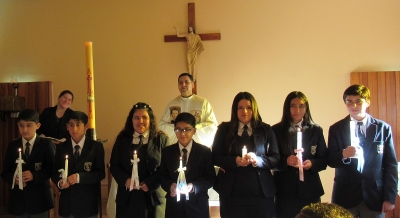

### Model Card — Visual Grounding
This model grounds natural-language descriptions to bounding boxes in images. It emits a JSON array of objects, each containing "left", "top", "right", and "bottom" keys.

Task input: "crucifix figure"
[{"left": 164, "top": 3, "right": 221, "bottom": 93}]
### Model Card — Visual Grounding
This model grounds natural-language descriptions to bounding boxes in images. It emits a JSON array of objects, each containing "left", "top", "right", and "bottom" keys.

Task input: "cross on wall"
[{"left": 164, "top": 3, "right": 221, "bottom": 94}]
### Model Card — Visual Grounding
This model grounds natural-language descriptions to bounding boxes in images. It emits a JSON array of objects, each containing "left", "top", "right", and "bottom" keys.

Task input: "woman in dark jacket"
[
  {"left": 212, "top": 92, "right": 280, "bottom": 218},
  {"left": 110, "top": 102, "right": 169, "bottom": 218},
  {"left": 37, "top": 90, "right": 74, "bottom": 141},
  {"left": 272, "top": 91, "right": 328, "bottom": 218}
]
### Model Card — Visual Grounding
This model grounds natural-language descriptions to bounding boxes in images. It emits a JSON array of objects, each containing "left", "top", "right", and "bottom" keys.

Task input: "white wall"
[{"left": 1, "top": 0, "right": 400, "bottom": 202}]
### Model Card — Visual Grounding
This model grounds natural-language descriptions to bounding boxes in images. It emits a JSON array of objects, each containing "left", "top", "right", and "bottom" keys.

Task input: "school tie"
[
  {"left": 25, "top": 142, "right": 31, "bottom": 160},
  {"left": 74, "top": 145, "right": 80, "bottom": 159},
  {"left": 357, "top": 122, "right": 365, "bottom": 147},
  {"left": 356, "top": 122, "right": 365, "bottom": 173},
  {"left": 138, "top": 135, "right": 143, "bottom": 146},
  {"left": 242, "top": 125, "right": 249, "bottom": 138},
  {"left": 182, "top": 148, "right": 188, "bottom": 167}
]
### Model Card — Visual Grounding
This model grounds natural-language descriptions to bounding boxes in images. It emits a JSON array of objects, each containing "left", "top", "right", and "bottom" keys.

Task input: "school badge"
[
  {"left": 311, "top": 145, "right": 317, "bottom": 155},
  {"left": 377, "top": 144, "right": 384, "bottom": 154},
  {"left": 84, "top": 162, "right": 92, "bottom": 172},
  {"left": 35, "top": 162, "right": 42, "bottom": 171}
]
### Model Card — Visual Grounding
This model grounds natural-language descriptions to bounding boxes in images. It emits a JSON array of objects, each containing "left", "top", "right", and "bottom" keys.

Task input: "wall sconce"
[{"left": 0, "top": 77, "right": 26, "bottom": 121}]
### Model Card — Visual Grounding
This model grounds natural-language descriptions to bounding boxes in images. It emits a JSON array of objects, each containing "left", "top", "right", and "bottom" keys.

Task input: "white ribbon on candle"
[
  {"left": 12, "top": 149, "right": 25, "bottom": 190},
  {"left": 294, "top": 127, "right": 304, "bottom": 181},
  {"left": 176, "top": 157, "right": 189, "bottom": 201},
  {"left": 130, "top": 151, "right": 140, "bottom": 191},
  {"left": 58, "top": 155, "right": 69, "bottom": 185}
]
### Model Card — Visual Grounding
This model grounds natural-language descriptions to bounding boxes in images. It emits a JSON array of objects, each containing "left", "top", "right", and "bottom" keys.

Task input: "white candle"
[
  {"left": 350, "top": 120, "right": 356, "bottom": 146},
  {"left": 65, "top": 155, "right": 68, "bottom": 176},
  {"left": 242, "top": 146, "right": 247, "bottom": 159},
  {"left": 18, "top": 148, "right": 22, "bottom": 172},
  {"left": 180, "top": 157, "right": 182, "bottom": 168},
  {"left": 134, "top": 150, "right": 137, "bottom": 160},
  {"left": 297, "top": 128, "right": 302, "bottom": 149}
]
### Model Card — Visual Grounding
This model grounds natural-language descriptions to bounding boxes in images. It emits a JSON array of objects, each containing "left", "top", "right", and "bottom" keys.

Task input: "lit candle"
[
  {"left": 130, "top": 151, "right": 140, "bottom": 190},
  {"left": 65, "top": 155, "right": 68, "bottom": 177},
  {"left": 18, "top": 148, "right": 22, "bottom": 160},
  {"left": 85, "top": 41, "right": 97, "bottom": 140},
  {"left": 350, "top": 120, "right": 356, "bottom": 146},
  {"left": 296, "top": 127, "right": 304, "bottom": 181},
  {"left": 297, "top": 128, "right": 302, "bottom": 149},
  {"left": 242, "top": 146, "right": 247, "bottom": 159},
  {"left": 18, "top": 148, "right": 22, "bottom": 176},
  {"left": 179, "top": 157, "right": 183, "bottom": 168}
]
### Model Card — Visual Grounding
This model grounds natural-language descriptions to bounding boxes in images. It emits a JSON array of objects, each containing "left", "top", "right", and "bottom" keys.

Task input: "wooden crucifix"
[{"left": 164, "top": 3, "right": 221, "bottom": 94}]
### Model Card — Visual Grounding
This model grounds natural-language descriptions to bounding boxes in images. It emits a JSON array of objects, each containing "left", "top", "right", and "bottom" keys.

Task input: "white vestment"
[{"left": 159, "top": 94, "right": 217, "bottom": 147}]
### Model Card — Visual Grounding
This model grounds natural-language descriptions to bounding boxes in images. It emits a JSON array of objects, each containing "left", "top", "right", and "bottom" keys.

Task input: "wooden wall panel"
[
  {"left": 0, "top": 82, "right": 52, "bottom": 210},
  {"left": 350, "top": 71, "right": 399, "bottom": 218}
]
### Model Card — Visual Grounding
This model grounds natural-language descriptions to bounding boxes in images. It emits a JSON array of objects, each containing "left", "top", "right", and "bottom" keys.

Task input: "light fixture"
[{"left": 0, "top": 77, "right": 26, "bottom": 121}]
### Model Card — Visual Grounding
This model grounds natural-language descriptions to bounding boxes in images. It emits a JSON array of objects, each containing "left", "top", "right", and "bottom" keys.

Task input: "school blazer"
[
  {"left": 110, "top": 133, "right": 169, "bottom": 207},
  {"left": 51, "top": 137, "right": 105, "bottom": 217},
  {"left": 272, "top": 122, "right": 327, "bottom": 199},
  {"left": 327, "top": 114, "right": 398, "bottom": 211},
  {"left": 1, "top": 136, "right": 55, "bottom": 215},
  {"left": 212, "top": 122, "right": 280, "bottom": 199},
  {"left": 159, "top": 141, "right": 216, "bottom": 218}
]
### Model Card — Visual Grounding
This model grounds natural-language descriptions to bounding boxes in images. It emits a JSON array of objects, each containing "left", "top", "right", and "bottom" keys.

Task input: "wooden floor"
[{"left": 0, "top": 201, "right": 220, "bottom": 218}]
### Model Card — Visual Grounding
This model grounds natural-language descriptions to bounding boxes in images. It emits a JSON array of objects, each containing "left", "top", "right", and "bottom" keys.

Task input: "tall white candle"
[
  {"left": 134, "top": 150, "right": 137, "bottom": 160},
  {"left": 18, "top": 148, "right": 22, "bottom": 173},
  {"left": 297, "top": 128, "right": 302, "bottom": 149},
  {"left": 65, "top": 155, "right": 68, "bottom": 177},
  {"left": 180, "top": 157, "right": 182, "bottom": 168},
  {"left": 242, "top": 146, "right": 247, "bottom": 159},
  {"left": 350, "top": 120, "right": 356, "bottom": 146}
]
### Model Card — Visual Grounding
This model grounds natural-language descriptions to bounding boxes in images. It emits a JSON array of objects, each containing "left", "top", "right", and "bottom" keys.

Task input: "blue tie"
[
  {"left": 74, "top": 145, "right": 80, "bottom": 159},
  {"left": 182, "top": 148, "right": 188, "bottom": 167},
  {"left": 25, "top": 142, "right": 31, "bottom": 160},
  {"left": 357, "top": 122, "right": 365, "bottom": 147}
]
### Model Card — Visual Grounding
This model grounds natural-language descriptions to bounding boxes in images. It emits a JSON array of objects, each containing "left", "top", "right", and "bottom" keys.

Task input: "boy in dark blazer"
[
  {"left": 1, "top": 109, "right": 55, "bottom": 218},
  {"left": 51, "top": 111, "right": 105, "bottom": 218},
  {"left": 159, "top": 112, "right": 216, "bottom": 218},
  {"left": 327, "top": 84, "right": 398, "bottom": 218}
]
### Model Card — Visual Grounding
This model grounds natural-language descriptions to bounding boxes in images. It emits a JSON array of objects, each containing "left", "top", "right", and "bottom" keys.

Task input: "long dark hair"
[
  {"left": 118, "top": 102, "right": 159, "bottom": 139},
  {"left": 226, "top": 92, "right": 263, "bottom": 146},
  {"left": 280, "top": 91, "right": 315, "bottom": 154}
]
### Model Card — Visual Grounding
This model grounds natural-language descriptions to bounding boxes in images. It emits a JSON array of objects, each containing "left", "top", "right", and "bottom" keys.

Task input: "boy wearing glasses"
[
  {"left": 51, "top": 111, "right": 105, "bottom": 218},
  {"left": 327, "top": 84, "right": 397, "bottom": 218},
  {"left": 158, "top": 112, "right": 216, "bottom": 218}
]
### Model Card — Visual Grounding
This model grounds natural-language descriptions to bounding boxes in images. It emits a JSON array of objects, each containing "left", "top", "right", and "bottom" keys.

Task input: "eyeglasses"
[
  {"left": 345, "top": 100, "right": 365, "bottom": 106},
  {"left": 174, "top": 128, "right": 194, "bottom": 134}
]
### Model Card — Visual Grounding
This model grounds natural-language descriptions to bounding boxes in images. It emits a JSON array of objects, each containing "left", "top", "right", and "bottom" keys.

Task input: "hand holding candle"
[
  {"left": 176, "top": 156, "right": 188, "bottom": 201},
  {"left": 12, "top": 148, "right": 25, "bottom": 190}
]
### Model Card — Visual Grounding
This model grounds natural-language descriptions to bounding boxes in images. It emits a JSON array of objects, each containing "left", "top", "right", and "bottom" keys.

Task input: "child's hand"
[
  {"left": 236, "top": 156, "right": 251, "bottom": 167},
  {"left": 59, "top": 180, "right": 70, "bottom": 189},
  {"left": 170, "top": 183, "right": 177, "bottom": 197},
  {"left": 187, "top": 183, "right": 194, "bottom": 193},
  {"left": 140, "top": 182, "right": 149, "bottom": 192},
  {"left": 67, "top": 173, "right": 78, "bottom": 185},
  {"left": 22, "top": 171, "right": 33, "bottom": 182}
]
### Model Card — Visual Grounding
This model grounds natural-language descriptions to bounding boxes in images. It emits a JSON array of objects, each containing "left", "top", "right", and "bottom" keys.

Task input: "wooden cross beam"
[
  {"left": 164, "top": 3, "right": 221, "bottom": 42},
  {"left": 164, "top": 3, "right": 221, "bottom": 94}
]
